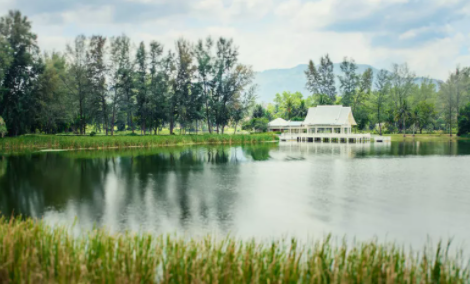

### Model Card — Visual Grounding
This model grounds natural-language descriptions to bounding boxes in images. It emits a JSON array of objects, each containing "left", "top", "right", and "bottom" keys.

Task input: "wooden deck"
[{"left": 279, "top": 133, "right": 374, "bottom": 143}]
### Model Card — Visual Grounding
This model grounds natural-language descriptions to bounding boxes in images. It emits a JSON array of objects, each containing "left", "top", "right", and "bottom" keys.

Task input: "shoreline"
[
  {"left": 0, "top": 134, "right": 279, "bottom": 152},
  {"left": 1, "top": 133, "right": 469, "bottom": 153}
]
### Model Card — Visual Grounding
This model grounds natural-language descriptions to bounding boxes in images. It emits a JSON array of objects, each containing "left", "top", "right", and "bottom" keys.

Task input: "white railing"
[{"left": 280, "top": 133, "right": 371, "bottom": 139}]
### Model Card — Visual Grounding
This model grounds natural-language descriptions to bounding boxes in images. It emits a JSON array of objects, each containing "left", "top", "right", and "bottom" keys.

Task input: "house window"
[
  {"left": 334, "top": 128, "right": 341, "bottom": 134},
  {"left": 317, "top": 128, "right": 325, "bottom": 133},
  {"left": 344, "top": 128, "right": 349, "bottom": 134}
]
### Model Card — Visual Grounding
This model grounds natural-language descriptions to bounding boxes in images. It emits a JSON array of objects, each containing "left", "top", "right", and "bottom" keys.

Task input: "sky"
[{"left": 1, "top": 0, "right": 470, "bottom": 80}]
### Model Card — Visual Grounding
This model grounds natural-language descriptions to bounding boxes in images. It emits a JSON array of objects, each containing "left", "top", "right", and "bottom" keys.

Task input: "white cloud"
[
  {"left": 191, "top": 0, "right": 273, "bottom": 22},
  {"left": 2, "top": 0, "right": 470, "bottom": 80},
  {"left": 372, "top": 33, "right": 470, "bottom": 79},
  {"left": 275, "top": 0, "right": 410, "bottom": 30}
]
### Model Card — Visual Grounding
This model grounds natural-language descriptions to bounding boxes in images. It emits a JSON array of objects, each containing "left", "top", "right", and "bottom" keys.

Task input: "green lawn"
[
  {"left": 67, "top": 126, "right": 248, "bottom": 136},
  {"left": 387, "top": 133, "right": 469, "bottom": 142}
]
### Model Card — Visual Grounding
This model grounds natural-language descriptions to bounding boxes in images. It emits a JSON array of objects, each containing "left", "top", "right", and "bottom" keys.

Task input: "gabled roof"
[
  {"left": 268, "top": 118, "right": 288, "bottom": 127},
  {"left": 303, "top": 105, "right": 357, "bottom": 126}
]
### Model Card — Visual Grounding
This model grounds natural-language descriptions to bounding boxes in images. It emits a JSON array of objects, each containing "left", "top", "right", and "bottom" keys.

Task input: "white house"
[{"left": 268, "top": 105, "right": 372, "bottom": 143}]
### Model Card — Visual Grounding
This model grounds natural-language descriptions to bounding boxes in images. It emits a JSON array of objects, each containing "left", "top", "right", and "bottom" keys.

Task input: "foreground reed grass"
[
  {"left": 0, "top": 217, "right": 469, "bottom": 283},
  {"left": 0, "top": 134, "right": 278, "bottom": 151}
]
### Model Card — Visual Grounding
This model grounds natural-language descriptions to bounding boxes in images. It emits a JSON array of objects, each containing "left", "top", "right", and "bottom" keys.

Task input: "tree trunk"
[
  {"left": 378, "top": 106, "right": 382, "bottom": 136},
  {"left": 111, "top": 104, "right": 116, "bottom": 136},
  {"left": 234, "top": 121, "right": 238, "bottom": 134},
  {"left": 204, "top": 83, "right": 212, "bottom": 134},
  {"left": 403, "top": 117, "right": 406, "bottom": 137},
  {"left": 79, "top": 99, "right": 84, "bottom": 135},
  {"left": 170, "top": 117, "right": 174, "bottom": 135},
  {"left": 449, "top": 104, "right": 452, "bottom": 137},
  {"left": 102, "top": 96, "right": 108, "bottom": 136}
]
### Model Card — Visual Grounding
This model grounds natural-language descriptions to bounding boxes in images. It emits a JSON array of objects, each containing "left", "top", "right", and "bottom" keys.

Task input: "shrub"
[
  {"left": 458, "top": 103, "right": 470, "bottom": 136},
  {"left": 117, "top": 120, "right": 126, "bottom": 131},
  {"left": 89, "top": 131, "right": 97, "bottom": 137}
]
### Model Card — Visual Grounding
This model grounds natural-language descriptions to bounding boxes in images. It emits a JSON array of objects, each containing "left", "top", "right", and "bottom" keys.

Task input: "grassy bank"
[
  {"left": 0, "top": 217, "right": 468, "bottom": 283},
  {"left": 0, "top": 134, "right": 278, "bottom": 151},
  {"left": 388, "top": 134, "right": 469, "bottom": 142}
]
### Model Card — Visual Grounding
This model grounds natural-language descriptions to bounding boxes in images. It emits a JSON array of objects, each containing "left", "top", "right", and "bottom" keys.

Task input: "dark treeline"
[
  {"left": 0, "top": 11, "right": 256, "bottom": 137},
  {"left": 251, "top": 54, "right": 470, "bottom": 136}
]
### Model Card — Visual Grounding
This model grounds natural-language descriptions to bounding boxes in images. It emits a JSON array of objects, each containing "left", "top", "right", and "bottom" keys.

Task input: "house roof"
[
  {"left": 268, "top": 118, "right": 303, "bottom": 128},
  {"left": 303, "top": 105, "right": 357, "bottom": 126},
  {"left": 268, "top": 118, "right": 288, "bottom": 127}
]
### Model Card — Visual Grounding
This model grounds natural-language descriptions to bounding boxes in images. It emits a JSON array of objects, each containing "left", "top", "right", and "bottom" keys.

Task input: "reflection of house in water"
[
  {"left": 274, "top": 141, "right": 392, "bottom": 159},
  {"left": 269, "top": 105, "right": 391, "bottom": 143}
]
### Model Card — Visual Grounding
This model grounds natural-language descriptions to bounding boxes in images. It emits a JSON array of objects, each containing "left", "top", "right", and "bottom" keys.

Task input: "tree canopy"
[{"left": 0, "top": 10, "right": 258, "bottom": 136}]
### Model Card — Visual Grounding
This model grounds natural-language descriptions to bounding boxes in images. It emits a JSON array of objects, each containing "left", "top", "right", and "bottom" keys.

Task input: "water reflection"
[
  {"left": 277, "top": 140, "right": 470, "bottom": 157},
  {"left": 0, "top": 146, "right": 276, "bottom": 235},
  {"left": 1, "top": 142, "right": 470, "bottom": 246}
]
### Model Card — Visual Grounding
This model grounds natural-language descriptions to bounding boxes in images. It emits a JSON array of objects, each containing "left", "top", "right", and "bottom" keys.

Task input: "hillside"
[{"left": 254, "top": 64, "right": 440, "bottom": 103}]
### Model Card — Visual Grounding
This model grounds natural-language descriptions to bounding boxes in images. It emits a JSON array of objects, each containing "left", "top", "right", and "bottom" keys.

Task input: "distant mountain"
[{"left": 253, "top": 64, "right": 441, "bottom": 103}]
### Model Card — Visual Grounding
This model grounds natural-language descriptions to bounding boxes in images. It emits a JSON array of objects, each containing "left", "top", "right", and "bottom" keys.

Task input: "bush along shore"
[
  {"left": 0, "top": 217, "right": 469, "bottom": 283},
  {"left": 0, "top": 134, "right": 279, "bottom": 151}
]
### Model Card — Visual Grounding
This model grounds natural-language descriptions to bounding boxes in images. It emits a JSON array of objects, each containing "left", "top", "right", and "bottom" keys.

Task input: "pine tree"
[
  {"left": 87, "top": 35, "right": 108, "bottom": 135},
  {"left": 135, "top": 42, "right": 148, "bottom": 134},
  {"left": 305, "top": 54, "right": 336, "bottom": 104},
  {"left": 339, "top": 57, "right": 358, "bottom": 106}
]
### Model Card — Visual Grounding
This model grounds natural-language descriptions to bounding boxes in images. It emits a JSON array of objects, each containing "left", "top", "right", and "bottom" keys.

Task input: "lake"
[{"left": 1, "top": 141, "right": 470, "bottom": 247}]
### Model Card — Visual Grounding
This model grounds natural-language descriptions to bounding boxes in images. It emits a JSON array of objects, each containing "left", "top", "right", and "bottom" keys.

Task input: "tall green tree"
[
  {"left": 305, "top": 54, "right": 336, "bottom": 104},
  {"left": 391, "top": 63, "right": 415, "bottom": 135},
  {"left": 109, "top": 36, "right": 123, "bottom": 135},
  {"left": 438, "top": 68, "right": 470, "bottom": 136},
  {"left": 371, "top": 70, "right": 391, "bottom": 135},
  {"left": 439, "top": 74, "right": 458, "bottom": 136},
  {"left": 36, "top": 52, "right": 70, "bottom": 134},
  {"left": 352, "top": 68, "right": 374, "bottom": 128},
  {"left": 135, "top": 41, "right": 148, "bottom": 134},
  {"left": 0, "top": 35, "right": 13, "bottom": 91},
  {"left": 0, "top": 10, "right": 43, "bottom": 136},
  {"left": 87, "top": 35, "right": 108, "bottom": 134},
  {"left": 211, "top": 38, "right": 254, "bottom": 134},
  {"left": 338, "top": 57, "right": 358, "bottom": 106},
  {"left": 113, "top": 35, "right": 135, "bottom": 133},
  {"left": 65, "top": 35, "right": 89, "bottom": 134},
  {"left": 232, "top": 85, "right": 256, "bottom": 134},
  {"left": 171, "top": 39, "right": 194, "bottom": 134},
  {"left": 148, "top": 40, "right": 166, "bottom": 134},
  {"left": 412, "top": 101, "right": 436, "bottom": 134},
  {"left": 194, "top": 37, "right": 215, "bottom": 133}
]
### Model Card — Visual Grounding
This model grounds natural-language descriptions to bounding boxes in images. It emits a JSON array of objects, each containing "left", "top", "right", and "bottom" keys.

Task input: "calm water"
[{"left": 1, "top": 141, "right": 470, "bottom": 246}]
